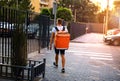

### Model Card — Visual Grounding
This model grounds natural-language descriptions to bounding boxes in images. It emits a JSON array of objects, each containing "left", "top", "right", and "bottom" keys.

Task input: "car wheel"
[
  {"left": 104, "top": 41, "right": 111, "bottom": 45},
  {"left": 113, "top": 40, "right": 120, "bottom": 46}
]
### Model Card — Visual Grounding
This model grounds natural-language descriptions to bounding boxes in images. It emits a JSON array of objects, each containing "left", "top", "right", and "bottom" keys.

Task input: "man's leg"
[
  {"left": 60, "top": 50, "right": 65, "bottom": 73},
  {"left": 54, "top": 47, "right": 59, "bottom": 67},
  {"left": 55, "top": 54, "right": 59, "bottom": 65},
  {"left": 61, "top": 54, "right": 65, "bottom": 68},
  {"left": 61, "top": 54, "right": 65, "bottom": 73}
]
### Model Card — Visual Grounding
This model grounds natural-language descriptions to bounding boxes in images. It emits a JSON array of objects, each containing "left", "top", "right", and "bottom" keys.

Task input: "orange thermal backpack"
[{"left": 54, "top": 27, "right": 70, "bottom": 50}]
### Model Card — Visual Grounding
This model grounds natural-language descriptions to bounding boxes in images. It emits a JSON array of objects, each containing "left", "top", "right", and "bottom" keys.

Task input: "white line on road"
[
  {"left": 90, "top": 57, "right": 112, "bottom": 60},
  {"left": 66, "top": 50, "right": 113, "bottom": 61},
  {"left": 66, "top": 50, "right": 111, "bottom": 55}
]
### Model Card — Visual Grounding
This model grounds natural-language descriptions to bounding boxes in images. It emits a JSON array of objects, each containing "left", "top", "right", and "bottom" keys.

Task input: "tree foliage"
[
  {"left": 58, "top": 0, "right": 99, "bottom": 23},
  {"left": 0, "top": 0, "right": 34, "bottom": 11},
  {"left": 57, "top": 7, "right": 72, "bottom": 21},
  {"left": 40, "top": 8, "right": 51, "bottom": 16},
  {"left": 97, "top": 11, "right": 106, "bottom": 23},
  {"left": 12, "top": 25, "right": 27, "bottom": 66},
  {"left": 49, "top": 8, "right": 54, "bottom": 19},
  {"left": 40, "top": 7, "right": 73, "bottom": 22}
]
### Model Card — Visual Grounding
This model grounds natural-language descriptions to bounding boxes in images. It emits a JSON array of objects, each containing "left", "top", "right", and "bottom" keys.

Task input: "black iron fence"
[
  {"left": 0, "top": 59, "right": 46, "bottom": 81},
  {"left": 26, "top": 13, "right": 50, "bottom": 54},
  {"left": 0, "top": 6, "right": 49, "bottom": 80},
  {"left": 0, "top": 6, "right": 50, "bottom": 63},
  {"left": 70, "top": 22, "right": 86, "bottom": 40}
]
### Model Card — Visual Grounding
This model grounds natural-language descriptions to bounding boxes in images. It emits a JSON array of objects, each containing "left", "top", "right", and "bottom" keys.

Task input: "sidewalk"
[
  {"left": 29, "top": 43, "right": 120, "bottom": 81},
  {"left": 28, "top": 33, "right": 120, "bottom": 81},
  {"left": 1, "top": 33, "right": 120, "bottom": 81},
  {"left": 71, "top": 33, "right": 104, "bottom": 43}
]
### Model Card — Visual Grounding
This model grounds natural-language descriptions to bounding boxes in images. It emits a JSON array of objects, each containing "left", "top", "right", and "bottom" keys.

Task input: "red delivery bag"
[{"left": 54, "top": 33, "right": 70, "bottom": 49}]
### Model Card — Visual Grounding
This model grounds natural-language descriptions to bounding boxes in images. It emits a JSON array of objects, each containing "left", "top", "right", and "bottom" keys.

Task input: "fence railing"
[
  {"left": 0, "top": 58, "right": 46, "bottom": 81},
  {"left": 0, "top": 6, "right": 49, "bottom": 80}
]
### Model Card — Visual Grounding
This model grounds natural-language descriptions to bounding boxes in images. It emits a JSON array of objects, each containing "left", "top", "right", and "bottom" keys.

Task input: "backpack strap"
[
  {"left": 62, "top": 26, "right": 65, "bottom": 31},
  {"left": 55, "top": 27, "right": 59, "bottom": 31},
  {"left": 55, "top": 26, "right": 65, "bottom": 31}
]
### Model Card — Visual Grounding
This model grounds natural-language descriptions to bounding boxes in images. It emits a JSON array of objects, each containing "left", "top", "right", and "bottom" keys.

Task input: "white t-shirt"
[{"left": 51, "top": 26, "right": 68, "bottom": 33}]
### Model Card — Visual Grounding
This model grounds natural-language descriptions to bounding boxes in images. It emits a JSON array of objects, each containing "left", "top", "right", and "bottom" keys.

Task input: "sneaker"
[
  {"left": 61, "top": 68, "right": 65, "bottom": 73},
  {"left": 53, "top": 62, "right": 58, "bottom": 67}
]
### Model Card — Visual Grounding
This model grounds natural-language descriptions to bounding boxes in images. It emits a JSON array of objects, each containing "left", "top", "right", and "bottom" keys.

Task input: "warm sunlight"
[{"left": 90, "top": 0, "right": 114, "bottom": 11}]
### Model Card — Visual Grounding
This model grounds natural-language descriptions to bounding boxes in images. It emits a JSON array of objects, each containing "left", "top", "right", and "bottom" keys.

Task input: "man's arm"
[{"left": 49, "top": 32, "right": 55, "bottom": 50}]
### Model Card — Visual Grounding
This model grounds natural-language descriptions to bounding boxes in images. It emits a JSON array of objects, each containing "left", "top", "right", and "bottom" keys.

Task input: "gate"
[
  {"left": 0, "top": 6, "right": 28, "bottom": 64},
  {"left": 0, "top": 6, "right": 49, "bottom": 80},
  {"left": 27, "top": 13, "right": 50, "bottom": 54}
]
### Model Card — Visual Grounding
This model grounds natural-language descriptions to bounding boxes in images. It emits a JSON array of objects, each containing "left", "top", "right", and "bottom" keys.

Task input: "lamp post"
[
  {"left": 105, "top": 0, "right": 109, "bottom": 35},
  {"left": 116, "top": 7, "right": 120, "bottom": 29},
  {"left": 53, "top": 0, "right": 57, "bottom": 27}
]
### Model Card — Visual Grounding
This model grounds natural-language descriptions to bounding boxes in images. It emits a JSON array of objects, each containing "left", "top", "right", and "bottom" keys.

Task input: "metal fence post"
[
  {"left": 30, "top": 64, "right": 34, "bottom": 81},
  {"left": 42, "top": 58, "right": 46, "bottom": 78}
]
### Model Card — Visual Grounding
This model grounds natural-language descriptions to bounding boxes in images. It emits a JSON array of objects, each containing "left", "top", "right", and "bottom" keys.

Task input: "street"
[
  {"left": 29, "top": 37, "right": 120, "bottom": 81},
  {"left": 67, "top": 43, "right": 120, "bottom": 70}
]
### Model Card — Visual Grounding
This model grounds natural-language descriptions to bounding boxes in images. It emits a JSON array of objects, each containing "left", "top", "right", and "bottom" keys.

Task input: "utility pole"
[
  {"left": 117, "top": 7, "right": 120, "bottom": 29},
  {"left": 114, "top": 0, "right": 120, "bottom": 29},
  {"left": 53, "top": 0, "right": 57, "bottom": 27},
  {"left": 105, "top": 0, "right": 109, "bottom": 35},
  {"left": 16, "top": 0, "right": 18, "bottom": 10},
  {"left": 74, "top": 9, "right": 76, "bottom": 22}
]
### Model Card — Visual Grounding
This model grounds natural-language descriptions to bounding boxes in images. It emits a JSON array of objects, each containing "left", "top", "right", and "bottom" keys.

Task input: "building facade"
[{"left": 31, "top": 0, "right": 54, "bottom": 13}]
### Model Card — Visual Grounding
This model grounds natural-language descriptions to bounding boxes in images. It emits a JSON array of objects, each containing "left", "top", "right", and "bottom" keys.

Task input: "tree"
[
  {"left": 19, "top": 0, "right": 34, "bottom": 11},
  {"left": 0, "top": 0, "right": 34, "bottom": 11},
  {"left": 58, "top": 0, "right": 99, "bottom": 23},
  {"left": 97, "top": 11, "right": 106, "bottom": 23},
  {"left": 77, "top": 0, "right": 99, "bottom": 22},
  {"left": 39, "top": 7, "right": 72, "bottom": 22},
  {"left": 12, "top": 24, "right": 27, "bottom": 76},
  {"left": 40, "top": 8, "right": 51, "bottom": 16},
  {"left": 57, "top": 7, "right": 73, "bottom": 21},
  {"left": 49, "top": 8, "right": 54, "bottom": 19}
]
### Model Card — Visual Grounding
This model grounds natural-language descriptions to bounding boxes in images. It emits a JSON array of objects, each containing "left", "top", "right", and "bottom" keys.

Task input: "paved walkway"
[
  {"left": 71, "top": 33, "right": 104, "bottom": 43},
  {"left": 1, "top": 33, "right": 120, "bottom": 81},
  {"left": 28, "top": 33, "right": 120, "bottom": 81}
]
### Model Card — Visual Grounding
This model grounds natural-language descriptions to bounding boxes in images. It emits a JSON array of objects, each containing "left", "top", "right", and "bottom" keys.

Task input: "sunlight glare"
[{"left": 90, "top": 0, "right": 114, "bottom": 11}]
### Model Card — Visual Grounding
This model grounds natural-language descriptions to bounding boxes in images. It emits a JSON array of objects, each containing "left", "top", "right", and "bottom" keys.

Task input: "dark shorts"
[{"left": 54, "top": 47, "right": 65, "bottom": 55}]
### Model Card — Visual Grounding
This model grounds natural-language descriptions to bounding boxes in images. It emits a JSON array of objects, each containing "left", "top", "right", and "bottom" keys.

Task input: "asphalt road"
[{"left": 1, "top": 33, "right": 120, "bottom": 81}]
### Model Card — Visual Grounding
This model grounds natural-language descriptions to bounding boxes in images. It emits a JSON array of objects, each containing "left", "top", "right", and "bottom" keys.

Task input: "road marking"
[
  {"left": 66, "top": 50, "right": 111, "bottom": 55},
  {"left": 90, "top": 57, "right": 112, "bottom": 60},
  {"left": 66, "top": 51, "right": 113, "bottom": 61}
]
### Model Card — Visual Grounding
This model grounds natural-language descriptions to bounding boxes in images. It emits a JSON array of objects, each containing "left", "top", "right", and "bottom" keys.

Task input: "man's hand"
[{"left": 49, "top": 44, "right": 52, "bottom": 50}]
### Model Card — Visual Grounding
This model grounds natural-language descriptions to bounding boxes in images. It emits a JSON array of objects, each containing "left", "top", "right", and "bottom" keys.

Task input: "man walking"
[{"left": 49, "top": 18, "right": 68, "bottom": 73}]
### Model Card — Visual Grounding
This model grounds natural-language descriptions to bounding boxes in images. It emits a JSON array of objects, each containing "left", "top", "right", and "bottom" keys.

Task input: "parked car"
[
  {"left": 0, "top": 22, "right": 14, "bottom": 37},
  {"left": 103, "top": 28, "right": 120, "bottom": 46},
  {"left": 35, "top": 24, "right": 54, "bottom": 39},
  {"left": 27, "top": 24, "right": 39, "bottom": 39}
]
